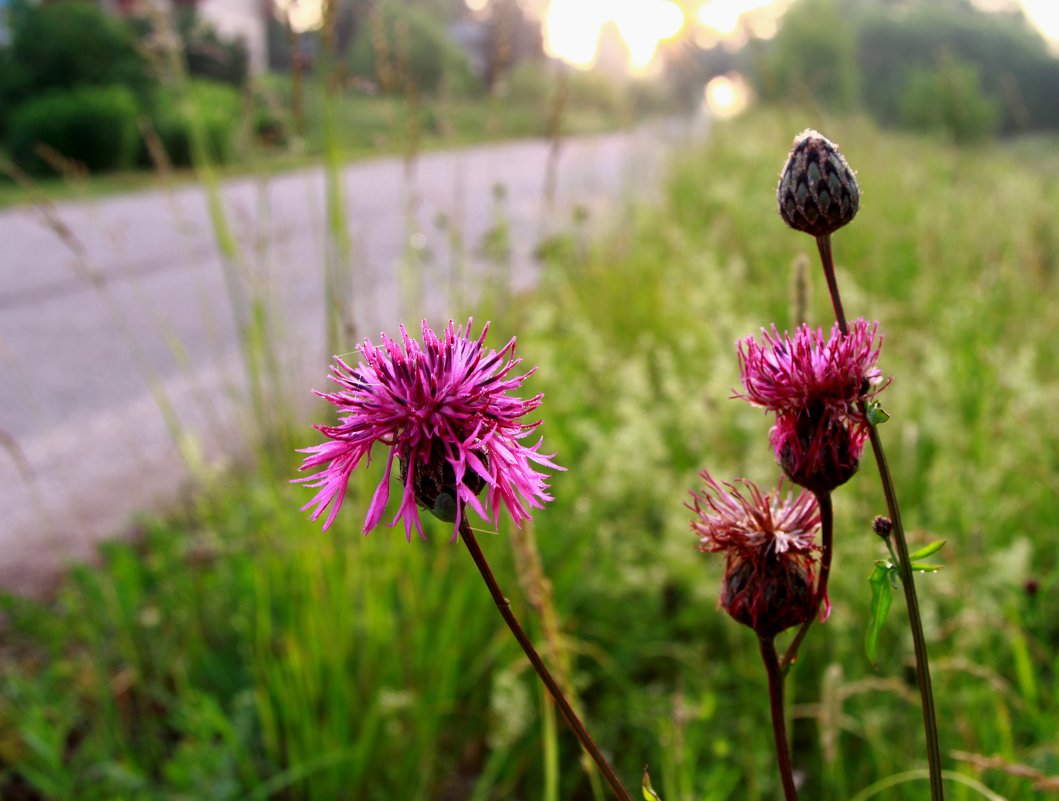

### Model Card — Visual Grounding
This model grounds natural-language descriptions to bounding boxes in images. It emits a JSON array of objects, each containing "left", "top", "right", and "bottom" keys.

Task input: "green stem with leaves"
[
  {"left": 815, "top": 234, "right": 945, "bottom": 801},
  {"left": 458, "top": 518, "right": 634, "bottom": 801}
]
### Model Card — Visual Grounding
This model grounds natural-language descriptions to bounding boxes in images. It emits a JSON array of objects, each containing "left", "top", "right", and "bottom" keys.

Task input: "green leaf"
[
  {"left": 642, "top": 766, "right": 663, "bottom": 801},
  {"left": 866, "top": 563, "right": 894, "bottom": 667},
  {"left": 908, "top": 540, "right": 946, "bottom": 561},
  {"left": 866, "top": 401, "right": 891, "bottom": 426},
  {"left": 910, "top": 563, "right": 944, "bottom": 573}
]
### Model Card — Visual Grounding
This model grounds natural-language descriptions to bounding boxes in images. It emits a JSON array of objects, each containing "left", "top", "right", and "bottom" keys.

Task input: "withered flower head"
[{"left": 690, "top": 471, "right": 825, "bottom": 638}]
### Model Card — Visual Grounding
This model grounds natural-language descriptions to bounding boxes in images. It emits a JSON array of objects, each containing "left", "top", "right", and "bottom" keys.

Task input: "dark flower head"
[
  {"left": 295, "top": 319, "right": 562, "bottom": 540},
  {"left": 689, "top": 471, "right": 825, "bottom": 637},
  {"left": 777, "top": 129, "right": 860, "bottom": 237},
  {"left": 770, "top": 411, "right": 866, "bottom": 494},
  {"left": 737, "top": 319, "right": 888, "bottom": 418}
]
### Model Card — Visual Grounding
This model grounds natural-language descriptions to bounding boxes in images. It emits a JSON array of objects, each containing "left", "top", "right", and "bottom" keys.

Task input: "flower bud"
[{"left": 777, "top": 129, "right": 860, "bottom": 237}]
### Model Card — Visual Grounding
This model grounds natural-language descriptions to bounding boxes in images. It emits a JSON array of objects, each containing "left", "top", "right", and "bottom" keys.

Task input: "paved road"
[{"left": 0, "top": 124, "right": 698, "bottom": 594}]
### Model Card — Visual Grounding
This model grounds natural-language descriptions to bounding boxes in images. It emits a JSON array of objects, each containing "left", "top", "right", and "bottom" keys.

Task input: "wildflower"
[
  {"left": 777, "top": 129, "right": 860, "bottom": 237},
  {"left": 737, "top": 319, "right": 889, "bottom": 493},
  {"left": 295, "top": 319, "right": 561, "bottom": 539},
  {"left": 737, "top": 319, "right": 887, "bottom": 417},
  {"left": 690, "top": 471, "right": 824, "bottom": 638}
]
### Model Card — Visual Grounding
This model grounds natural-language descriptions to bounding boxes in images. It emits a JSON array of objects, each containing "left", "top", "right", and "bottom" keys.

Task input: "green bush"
[
  {"left": 2, "top": 0, "right": 152, "bottom": 105},
  {"left": 149, "top": 80, "right": 244, "bottom": 167},
  {"left": 7, "top": 85, "right": 139, "bottom": 174},
  {"left": 756, "top": 0, "right": 860, "bottom": 110},
  {"left": 898, "top": 54, "right": 1000, "bottom": 143},
  {"left": 348, "top": 2, "right": 476, "bottom": 96}
]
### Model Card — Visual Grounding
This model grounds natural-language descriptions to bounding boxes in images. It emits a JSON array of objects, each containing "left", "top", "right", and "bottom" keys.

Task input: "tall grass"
[{"left": 2, "top": 110, "right": 1057, "bottom": 800}]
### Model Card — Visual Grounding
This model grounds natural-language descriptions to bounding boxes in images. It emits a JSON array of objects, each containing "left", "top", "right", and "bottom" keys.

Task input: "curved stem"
[
  {"left": 781, "top": 491, "right": 833, "bottom": 673},
  {"left": 815, "top": 234, "right": 945, "bottom": 801},
  {"left": 458, "top": 518, "right": 634, "bottom": 801},
  {"left": 759, "top": 636, "right": 800, "bottom": 801}
]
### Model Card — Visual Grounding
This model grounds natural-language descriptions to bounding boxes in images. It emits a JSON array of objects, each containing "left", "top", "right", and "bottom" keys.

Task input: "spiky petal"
[
  {"left": 737, "top": 319, "right": 888, "bottom": 418},
  {"left": 295, "top": 319, "right": 562, "bottom": 540}
]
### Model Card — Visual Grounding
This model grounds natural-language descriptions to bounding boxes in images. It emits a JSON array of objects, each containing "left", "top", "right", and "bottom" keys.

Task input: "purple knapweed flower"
[
  {"left": 737, "top": 318, "right": 888, "bottom": 417},
  {"left": 689, "top": 471, "right": 825, "bottom": 638},
  {"left": 295, "top": 319, "right": 561, "bottom": 540},
  {"left": 736, "top": 319, "right": 890, "bottom": 493}
]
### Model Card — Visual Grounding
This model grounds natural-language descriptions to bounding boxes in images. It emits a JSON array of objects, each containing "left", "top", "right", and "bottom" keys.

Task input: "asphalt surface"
[{"left": 0, "top": 124, "right": 698, "bottom": 594}]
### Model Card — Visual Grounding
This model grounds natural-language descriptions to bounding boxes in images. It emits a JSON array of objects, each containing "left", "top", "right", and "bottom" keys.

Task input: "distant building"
[{"left": 195, "top": 0, "right": 268, "bottom": 73}]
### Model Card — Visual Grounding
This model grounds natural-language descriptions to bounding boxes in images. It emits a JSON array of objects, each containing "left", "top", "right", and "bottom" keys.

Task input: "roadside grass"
[{"left": 2, "top": 110, "right": 1058, "bottom": 800}]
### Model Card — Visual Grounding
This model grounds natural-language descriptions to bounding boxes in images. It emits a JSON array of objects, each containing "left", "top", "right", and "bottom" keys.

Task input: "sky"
[
  {"left": 272, "top": 0, "right": 1059, "bottom": 72},
  {"left": 541, "top": 0, "right": 1059, "bottom": 72}
]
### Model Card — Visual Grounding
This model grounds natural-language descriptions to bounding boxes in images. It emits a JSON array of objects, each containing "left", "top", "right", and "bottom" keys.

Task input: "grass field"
[{"left": 1, "top": 109, "right": 1057, "bottom": 800}]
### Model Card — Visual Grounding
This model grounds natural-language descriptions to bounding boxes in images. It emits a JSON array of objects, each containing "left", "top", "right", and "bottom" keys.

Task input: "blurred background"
[{"left": 1, "top": 1, "right": 1057, "bottom": 799}]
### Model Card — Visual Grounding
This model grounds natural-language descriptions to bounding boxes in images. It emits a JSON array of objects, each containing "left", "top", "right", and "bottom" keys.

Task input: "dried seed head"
[{"left": 778, "top": 130, "right": 860, "bottom": 237}]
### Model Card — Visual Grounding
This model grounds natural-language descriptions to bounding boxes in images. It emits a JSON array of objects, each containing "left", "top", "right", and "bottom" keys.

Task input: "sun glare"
[
  {"left": 1020, "top": 0, "right": 1059, "bottom": 49},
  {"left": 274, "top": 0, "right": 324, "bottom": 33},
  {"left": 704, "top": 73, "right": 751, "bottom": 118},
  {"left": 544, "top": 0, "right": 685, "bottom": 73}
]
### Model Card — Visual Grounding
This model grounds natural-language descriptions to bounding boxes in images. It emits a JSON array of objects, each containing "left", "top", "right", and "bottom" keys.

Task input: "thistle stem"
[
  {"left": 760, "top": 636, "right": 800, "bottom": 801},
  {"left": 459, "top": 518, "right": 634, "bottom": 801},
  {"left": 780, "top": 491, "right": 833, "bottom": 673},
  {"left": 815, "top": 234, "right": 945, "bottom": 801}
]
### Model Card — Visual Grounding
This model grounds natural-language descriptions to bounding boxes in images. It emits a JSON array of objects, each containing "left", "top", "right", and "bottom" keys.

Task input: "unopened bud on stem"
[{"left": 778, "top": 130, "right": 860, "bottom": 237}]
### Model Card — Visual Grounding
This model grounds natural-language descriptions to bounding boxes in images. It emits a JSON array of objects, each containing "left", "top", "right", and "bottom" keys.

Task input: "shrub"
[
  {"left": 756, "top": 0, "right": 860, "bottom": 110},
  {"left": 175, "top": 7, "right": 250, "bottom": 87},
  {"left": 3, "top": 1, "right": 152, "bottom": 103},
  {"left": 348, "top": 2, "right": 476, "bottom": 96},
  {"left": 899, "top": 54, "right": 1000, "bottom": 143},
  {"left": 7, "top": 85, "right": 139, "bottom": 174},
  {"left": 148, "top": 80, "right": 244, "bottom": 168}
]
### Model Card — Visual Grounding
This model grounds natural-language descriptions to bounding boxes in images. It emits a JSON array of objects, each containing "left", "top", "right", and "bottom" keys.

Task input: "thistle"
[
  {"left": 296, "top": 319, "right": 633, "bottom": 801},
  {"left": 777, "top": 129, "right": 860, "bottom": 237}
]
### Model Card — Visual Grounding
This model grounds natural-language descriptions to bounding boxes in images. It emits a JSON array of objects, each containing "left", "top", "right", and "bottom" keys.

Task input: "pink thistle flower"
[
  {"left": 689, "top": 471, "right": 825, "bottom": 637},
  {"left": 737, "top": 318, "right": 889, "bottom": 418},
  {"left": 295, "top": 319, "right": 562, "bottom": 540}
]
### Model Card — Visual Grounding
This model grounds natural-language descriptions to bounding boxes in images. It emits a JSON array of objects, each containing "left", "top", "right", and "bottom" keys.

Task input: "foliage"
[
  {"left": 3, "top": 112, "right": 1059, "bottom": 800},
  {"left": 757, "top": 0, "right": 1059, "bottom": 138},
  {"left": 898, "top": 54, "right": 1000, "bottom": 143},
  {"left": 856, "top": 3, "right": 1059, "bottom": 134},
  {"left": 148, "top": 80, "right": 244, "bottom": 168},
  {"left": 347, "top": 1, "right": 476, "bottom": 96},
  {"left": 7, "top": 85, "right": 140, "bottom": 174},
  {"left": 175, "top": 7, "right": 250, "bottom": 87},
  {"left": 756, "top": 0, "right": 860, "bottom": 111},
  {"left": 0, "top": 0, "right": 152, "bottom": 110}
]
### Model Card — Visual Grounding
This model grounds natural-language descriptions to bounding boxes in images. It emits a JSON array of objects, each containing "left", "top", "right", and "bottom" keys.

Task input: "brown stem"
[
  {"left": 815, "top": 235, "right": 848, "bottom": 331},
  {"left": 760, "top": 636, "right": 800, "bottom": 801},
  {"left": 815, "top": 234, "right": 945, "bottom": 801},
  {"left": 458, "top": 518, "right": 634, "bottom": 801},
  {"left": 780, "top": 491, "right": 833, "bottom": 673}
]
